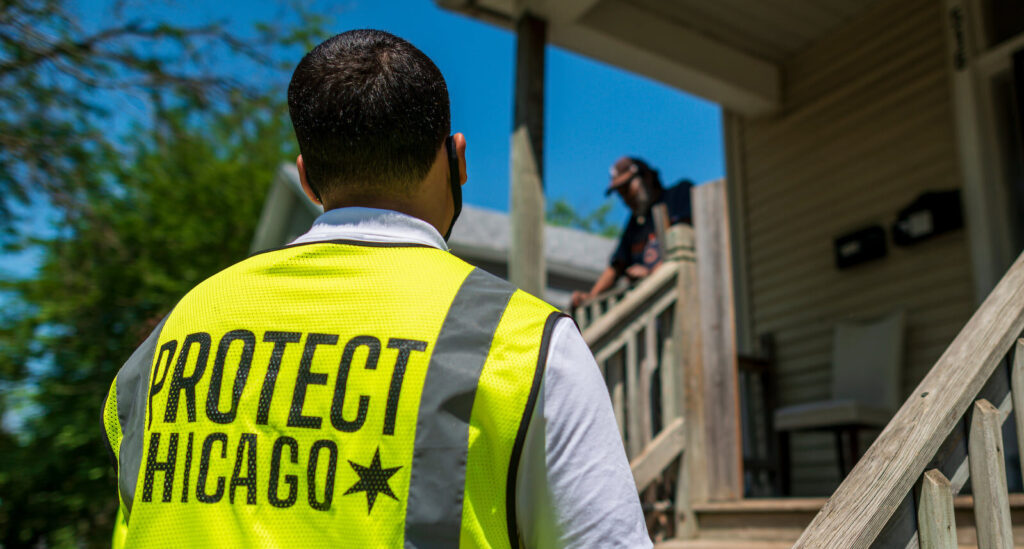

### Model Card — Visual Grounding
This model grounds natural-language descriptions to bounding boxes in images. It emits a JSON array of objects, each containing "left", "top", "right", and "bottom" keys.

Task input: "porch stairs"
[
  {"left": 578, "top": 178, "right": 1024, "bottom": 547},
  {"left": 653, "top": 496, "right": 1024, "bottom": 548}
]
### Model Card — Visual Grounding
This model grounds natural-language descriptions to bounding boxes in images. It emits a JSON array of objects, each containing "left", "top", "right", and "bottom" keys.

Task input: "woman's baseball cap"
[{"left": 606, "top": 156, "right": 651, "bottom": 195}]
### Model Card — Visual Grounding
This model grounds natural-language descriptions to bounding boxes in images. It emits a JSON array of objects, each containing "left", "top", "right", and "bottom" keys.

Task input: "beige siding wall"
[{"left": 736, "top": 0, "right": 975, "bottom": 495}]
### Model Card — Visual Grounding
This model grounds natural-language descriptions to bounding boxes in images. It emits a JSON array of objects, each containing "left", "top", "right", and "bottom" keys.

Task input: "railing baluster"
[
  {"left": 969, "top": 398, "right": 1014, "bottom": 549},
  {"left": 595, "top": 341, "right": 621, "bottom": 365},
  {"left": 1011, "top": 339, "right": 1024, "bottom": 480},
  {"left": 639, "top": 315, "right": 657, "bottom": 448},
  {"left": 587, "top": 301, "right": 600, "bottom": 327},
  {"left": 659, "top": 327, "right": 678, "bottom": 422},
  {"left": 918, "top": 469, "right": 957, "bottom": 549},
  {"left": 607, "top": 350, "right": 626, "bottom": 441},
  {"left": 625, "top": 334, "right": 642, "bottom": 458}
]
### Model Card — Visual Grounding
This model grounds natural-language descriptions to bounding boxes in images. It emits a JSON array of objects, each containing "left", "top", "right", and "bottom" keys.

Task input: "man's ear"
[
  {"left": 296, "top": 155, "right": 322, "bottom": 206},
  {"left": 453, "top": 132, "right": 467, "bottom": 185}
]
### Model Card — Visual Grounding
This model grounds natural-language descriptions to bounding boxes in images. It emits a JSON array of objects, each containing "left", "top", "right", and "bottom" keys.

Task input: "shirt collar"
[{"left": 289, "top": 207, "right": 449, "bottom": 251}]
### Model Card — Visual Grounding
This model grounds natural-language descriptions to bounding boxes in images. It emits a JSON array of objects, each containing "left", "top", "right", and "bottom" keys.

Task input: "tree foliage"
[
  {"left": 0, "top": 95, "right": 298, "bottom": 548},
  {"left": 546, "top": 197, "right": 621, "bottom": 238},
  {"left": 0, "top": 0, "right": 325, "bottom": 231},
  {"left": 0, "top": 1, "right": 327, "bottom": 545}
]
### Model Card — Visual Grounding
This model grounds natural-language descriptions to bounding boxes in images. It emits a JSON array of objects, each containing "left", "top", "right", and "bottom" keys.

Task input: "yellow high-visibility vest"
[{"left": 102, "top": 241, "right": 561, "bottom": 548}]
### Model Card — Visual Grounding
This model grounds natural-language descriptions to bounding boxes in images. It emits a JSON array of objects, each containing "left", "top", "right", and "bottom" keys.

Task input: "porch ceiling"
[{"left": 436, "top": 0, "right": 881, "bottom": 116}]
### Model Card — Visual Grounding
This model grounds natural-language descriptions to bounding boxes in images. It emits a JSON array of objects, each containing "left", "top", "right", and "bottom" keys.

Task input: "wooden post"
[
  {"left": 651, "top": 203, "right": 670, "bottom": 260},
  {"left": 918, "top": 469, "right": 957, "bottom": 549},
  {"left": 670, "top": 223, "right": 702, "bottom": 538},
  {"left": 692, "top": 179, "right": 743, "bottom": 501},
  {"left": 509, "top": 13, "right": 546, "bottom": 296},
  {"left": 969, "top": 398, "right": 1013, "bottom": 549},
  {"left": 1010, "top": 339, "right": 1024, "bottom": 480}
]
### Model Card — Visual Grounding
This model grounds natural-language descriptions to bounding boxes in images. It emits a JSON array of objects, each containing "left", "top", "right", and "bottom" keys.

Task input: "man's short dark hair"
[{"left": 287, "top": 30, "right": 450, "bottom": 200}]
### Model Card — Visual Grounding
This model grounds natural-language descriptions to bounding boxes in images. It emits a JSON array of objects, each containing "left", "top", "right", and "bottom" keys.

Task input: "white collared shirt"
[{"left": 292, "top": 207, "right": 651, "bottom": 549}]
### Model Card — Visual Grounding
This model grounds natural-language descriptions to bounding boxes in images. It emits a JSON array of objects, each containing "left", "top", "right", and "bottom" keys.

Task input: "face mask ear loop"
[
  {"left": 304, "top": 170, "right": 323, "bottom": 203},
  {"left": 443, "top": 136, "right": 462, "bottom": 242}
]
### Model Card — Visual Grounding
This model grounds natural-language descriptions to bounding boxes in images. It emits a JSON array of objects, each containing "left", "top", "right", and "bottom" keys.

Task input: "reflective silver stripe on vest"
[
  {"left": 404, "top": 268, "right": 515, "bottom": 548},
  {"left": 115, "top": 316, "right": 168, "bottom": 517}
]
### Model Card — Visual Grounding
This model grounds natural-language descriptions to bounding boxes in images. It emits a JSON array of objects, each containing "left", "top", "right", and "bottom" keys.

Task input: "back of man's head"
[{"left": 288, "top": 30, "right": 450, "bottom": 202}]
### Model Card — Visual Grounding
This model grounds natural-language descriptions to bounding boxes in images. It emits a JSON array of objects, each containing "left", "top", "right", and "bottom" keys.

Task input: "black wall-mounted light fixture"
[
  {"left": 891, "top": 190, "right": 963, "bottom": 246},
  {"left": 834, "top": 225, "right": 887, "bottom": 270}
]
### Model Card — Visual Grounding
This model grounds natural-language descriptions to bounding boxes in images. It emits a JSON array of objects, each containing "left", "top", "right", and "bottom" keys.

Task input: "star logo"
[{"left": 344, "top": 447, "right": 402, "bottom": 514}]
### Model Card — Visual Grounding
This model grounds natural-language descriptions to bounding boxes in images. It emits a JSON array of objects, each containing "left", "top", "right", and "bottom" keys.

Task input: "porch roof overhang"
[{"left": 437, "top": 0, "right": 880, "bottom": 116}]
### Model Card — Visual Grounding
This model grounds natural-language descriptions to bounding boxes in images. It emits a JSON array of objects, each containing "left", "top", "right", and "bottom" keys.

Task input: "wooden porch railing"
[
  {"left": 571, "top": 178, "right": 743, "bottom": 539},
  {"left": 575, "top": 232, "right": 692, "bottom": 537},
  {"left": 575, "top": 284, "right": 632, "bottom": 331},
  {"left": 795, "top": 250, "right": 1024, "bottom": 548},
  {"left": 582, "top": 260, "right": 683, "bottom": 457}
]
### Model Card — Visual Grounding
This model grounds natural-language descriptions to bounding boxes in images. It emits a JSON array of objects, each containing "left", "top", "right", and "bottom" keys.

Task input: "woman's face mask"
[{"left": 618, "top": 176, "right": 653, "bottom": 217}]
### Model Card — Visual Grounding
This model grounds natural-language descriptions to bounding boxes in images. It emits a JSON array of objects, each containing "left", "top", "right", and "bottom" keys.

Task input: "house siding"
[{"left": 735, "top": 0, "right": 975, "bottom": 495}]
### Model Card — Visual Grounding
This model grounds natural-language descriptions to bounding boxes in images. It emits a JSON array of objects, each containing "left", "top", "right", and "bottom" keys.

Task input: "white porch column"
[{"left": 942, "top": 0, "right": 1016, "bottom": 302}]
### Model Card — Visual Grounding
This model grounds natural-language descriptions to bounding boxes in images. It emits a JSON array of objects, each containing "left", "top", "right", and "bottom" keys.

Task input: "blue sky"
[
  {"left": 84, "top": 0, "right": 725, "bottom": 221},
  {"left": 3, "top": 0, "right": 722, "bottom": 283},
  {"left": 0, "top": 0, "right": 724, "bottom": 430},
  {"left": 334, "top": 0, "right": 724, "bottom": 219}
]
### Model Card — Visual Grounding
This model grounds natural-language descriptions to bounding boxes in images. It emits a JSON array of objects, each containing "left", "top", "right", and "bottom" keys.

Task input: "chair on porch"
[{"left": 773, "top": 310, "right": 906, "bottom": 495}]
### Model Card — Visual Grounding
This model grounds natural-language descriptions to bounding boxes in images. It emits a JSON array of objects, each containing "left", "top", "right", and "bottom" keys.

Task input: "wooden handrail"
[
  {"left": 573, "top": 283, "right": 631, "bottom": 313},
  {"left": 630, "top": 417, "right": 685, "bottom": 491},
  {"left": 794, "top": 250, "right": 1024, "bottom": 548},
  {"left": 573, "top": 283, "right": 633, "bottom": 331},
  {"left": 582, "top": 261, "right": 680, "bottom": 349}
]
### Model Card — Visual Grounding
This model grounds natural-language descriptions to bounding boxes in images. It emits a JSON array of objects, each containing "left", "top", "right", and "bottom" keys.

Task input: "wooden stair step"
[
  {"left": 664, "top": 495, "right": 1024, "bottom": 547},
  {"left": 950, "top": 494, "right": 1024, "bottom": 547},
  {"left": 656, "top": 538, "right": 1024, "bottom": 548},
  {"left": 691, "top": 498, "right": 824, "bottom": 544},
  {"left": 655, "top": 540, "right": 794, "bottom": 549}
]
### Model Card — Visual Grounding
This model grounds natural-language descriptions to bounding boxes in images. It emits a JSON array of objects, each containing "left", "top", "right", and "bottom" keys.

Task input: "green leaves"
[
  {"left": 0, "top": 1, "right": 328, "bottom": 545},
  {"left": 0, "top": 0, "right": 321, "bottom": 231},
  {"left": 546, "top": 197, "right": 621, "bottom": 238},
  {"left": 0, "top": 93, "right": 298, "bottom": 549}
]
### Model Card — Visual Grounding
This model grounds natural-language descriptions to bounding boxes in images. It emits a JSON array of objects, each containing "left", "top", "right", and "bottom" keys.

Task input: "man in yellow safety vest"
[{"left": 101, "top": 29, "right": 650, "bottom": 548}]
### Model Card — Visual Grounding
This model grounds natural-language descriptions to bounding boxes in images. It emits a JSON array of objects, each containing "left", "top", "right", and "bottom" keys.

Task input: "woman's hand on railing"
[
  {"left": 572, "top": 265, "right": 622, "bottom": 310},
  {"left": 624, "top": 264, "right": 650, "bottom": 281},
  {"left": 571, "top": 290, "right": 592, "bottom": 309}
]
